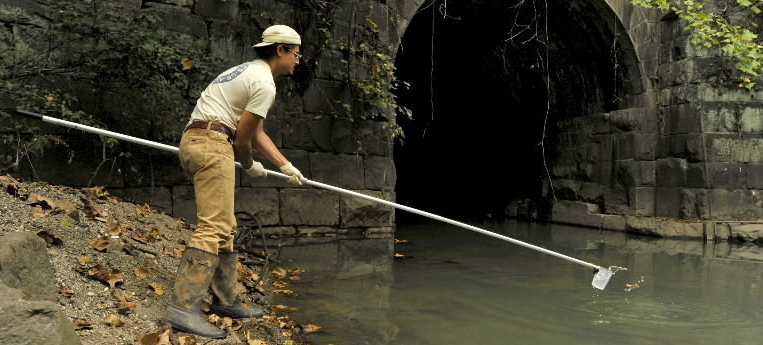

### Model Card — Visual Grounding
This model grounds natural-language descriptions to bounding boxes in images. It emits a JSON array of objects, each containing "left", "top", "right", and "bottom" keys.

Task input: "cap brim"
[{"left": 252, "top": 42, "right": 275, "bottom": 48}]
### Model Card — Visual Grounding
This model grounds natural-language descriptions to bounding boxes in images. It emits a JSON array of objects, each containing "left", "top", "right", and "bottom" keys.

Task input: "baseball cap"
[{"left": 252, "top": 25, "right": 301, "bottom": 47}]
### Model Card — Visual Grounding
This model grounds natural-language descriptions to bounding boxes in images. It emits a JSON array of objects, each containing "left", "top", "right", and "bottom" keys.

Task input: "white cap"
[{"left": 252, "top": 25, "right": 301, "bottom": 47}]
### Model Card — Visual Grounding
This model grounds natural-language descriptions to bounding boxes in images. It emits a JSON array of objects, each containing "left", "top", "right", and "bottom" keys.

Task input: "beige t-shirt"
[{"left": 187, "top": 59, "right": 276, "bottom": 132}]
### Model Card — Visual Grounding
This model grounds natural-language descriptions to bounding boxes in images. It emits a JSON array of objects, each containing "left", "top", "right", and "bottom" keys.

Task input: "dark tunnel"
[{"left": 393, "top": 0, "right": 642, "bottom": 220}]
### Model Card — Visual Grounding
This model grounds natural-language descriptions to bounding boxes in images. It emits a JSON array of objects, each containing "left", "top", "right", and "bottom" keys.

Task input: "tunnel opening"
[{"left": 393, "top": 0, "right": 642, "bottom": 221}]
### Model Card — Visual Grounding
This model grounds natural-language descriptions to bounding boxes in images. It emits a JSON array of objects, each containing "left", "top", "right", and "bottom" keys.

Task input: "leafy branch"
[{"left": 631, "top": 0, "right": 763, "bottom": 88}]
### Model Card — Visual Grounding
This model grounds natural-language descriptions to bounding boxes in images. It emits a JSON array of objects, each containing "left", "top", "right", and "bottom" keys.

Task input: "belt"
[{"left": 185, "top": 121, "right": 235, "bottom": 140}]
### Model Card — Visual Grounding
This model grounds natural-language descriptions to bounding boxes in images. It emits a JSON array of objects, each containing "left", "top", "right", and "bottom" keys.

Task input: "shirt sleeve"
[{"left": 244, "top": 81, "right": 276, "bottom": 119}]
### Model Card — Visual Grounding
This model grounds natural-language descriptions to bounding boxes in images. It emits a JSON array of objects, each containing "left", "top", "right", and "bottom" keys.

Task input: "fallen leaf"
[
  {"left": 177, "top": 335, "right": 198, "bottom": 345},
  {"left": 271, "top": 304, "right": 298, "bottom": 312},
  {"left": 134, "top": 267, "right": 150, "bottom": 279},
  {"left": 87, "top": 265, "right": 124, "bottom": 289},
  {"left": 394, "top": 253, "right": 408, "bottom": 259},
  {"left": 288, "top": 275, "right": 301, "bottom": 281},
  {"left": 130, "top": 232, "right": 149, "bottom": 244},
  {"left": 0, "top": 175, "right": 29, "bottom": 198},
  {"left": 207, "top": 314, "right": 232, "bottom": 329},
  {"left": 286, "top": 267, "right": 305, "bottom": 275},
  {"left": 88, "top": 238, "right": 111, "bottom": 252},
  {"left": 94, "top": 216, "right": 108, "bottom": 223},
  {"left": 112, "top": 289, "right": 137, "bottom": 314},
  {"left": 58, "top": 287, "right": 75, "bottom": 298},
  {"left": 272, "top": 280, "right": 289, "bottom": 288},
  {"left": 140, "top": 328, "right": 171, "bottom": 345},
  {"left": 303, "top": 324, "right": 323, "bottom": 333},
  {"left": 181, "top": 57, "right": 195, "bottom": 70},
  {"left": 272, "top": 289, "right": 297, "bottom": 296},
  {"left": 36, "top": 231, "right": 63, "bottom": 247},
  {"left": 395, "top": 239, "right": 410, "bottom": 244},
  {"left": 60, "top": 219, "right": 75, "bottom": 227},
  {"left": 244, "top": 330, "right": 267, "bottom": 345},
  {"left": 77, "top": 256, "right": 91, "bottom": 265},
  {"left": 31, "top": 212, "right": 47, "bottom": 218},
  {"left": 177, "top": 336, "right": 197, "bottom": 345},
  {"left": 73, "top": 319, "right": 93, "bottom": 330},
  {"left": 148, "top": 227, "right": 160, "bottom": 242},
  {"left": 271, "top": 267, "right": 287, "bottom": 278},
  {"left": 106, "top": 313, "right": 125, "bottom": 327},
  {"left": 27, "top": 193, "right": 57, "bottom": 209},
  {"left": 149, "top": 282, "right": 165, "bottom": 295},
  {"left": 109, "top": 221, "right": 127, "bottom": 236}
]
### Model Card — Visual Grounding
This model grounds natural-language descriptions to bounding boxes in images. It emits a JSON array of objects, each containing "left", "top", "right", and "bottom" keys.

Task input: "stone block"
[
  {"left": 0, "top": 1, "right": 46, "bottom": 26},
  {"left": 296, "top": 226, "right": 337, "bottom": 236},
  {"left": 242, "top": 149, "right": 310, "bottom": 188},
  {"left": 364, "top": 156, "right": 395, "bottom": 190},
  {"left": 616, "top": 160, "right": 655, "bottom": 186},
  {"left": 709, "top": 189, "right": 763, "bottom": 220},
  {"left": 662, "top": 104, "right": 700, "bottom": 134},
  {"left": 606, "top": 108, "right": 655, "bottom": 132},
  {"left": 603, "top": 185, "right": 631, "bottom": 215},
  {"left": 656, "top": 158, "right": 687, "bottom": 187},
  {"left": 146, "top": 0, "right": 194, "bottom": 7},
  {"left": 0, "top": 282, "right": 81, "bottom": 345},
  {"left": 17, "top": 136, "right": 124, "bottom": 188},
  {"left": 679, "top": 188, "right": 710, "bottom": 219},
  {"left": 194, "top": 0, "right": 240, "bottom": 20},
  {"left": 110, "top": 187, "right": 173, "bottom": 214},
  {"left": 314, "top": 50, "right": 345, "bottom": 80},
  {"left": 0, "top": 233, "right": 56, "bottom": 302},
  {"left": 740, "top": 106, "right": 763, "bottom": 134},
  {"left": 280, "top": 189, "right": 339, "bottom": 225},
  {"left": 707, "top": 135, "right": 763, "bottom": 163},
  {"left": 208, "top": 20, "right": 259, "bottom": 64},
  {"left": 234, "top": 188, "right": 280, "bottom": 226},
  {"left": 699, "top": 102, "right": 738, "bottom": 133},
  {"left": 714, "top": 223, "right": 731, "bottom": 241},
  {"left": 303, "top": 79, "right": 351, "bottom": 114},
  {"left": 123, "top": 149, "right": 187, "bottom": 187},
  {"left": 625, "top": 216, "right": 704, "bottom": 239},
  {"left": 601, "top": 214, "right": 627, "bottom": 231},
  {"left": 332, "top": 120, "right": 392, "bottom": 156},
  {"left": 551, "top": 200, "right": 603, "bottom": 229},
  {"left": 635, "top": 187, "right": 655, "bottom": 216},
  {"left": 655, "top": 187, "right": 681, "bottom": 218},
  {"left": 339, "top": 190, "right": 394, "bottom": 228},
  {"left": 310, "top": 152, "right": 365, "bottom": 189},
  {"left": 171, "top": 185, "right": 197, "bottom": 223},
  {"left": 615, "top": 133, "right": 656, "bottom": 161},
  {"left": 747, "top": 163, "right": 763, "bottom": 189},
  {"left": 729, "top": 224, "right": 763, "bottom": 243},
  {"left": 282, "top": 115, "right": 333, "bottom": 151},
  {"left": 686, "top": 163, "right": 706, "bottom": 188},
  {"left": 709, "top": 162, "right": 746, "bottom": 188}
]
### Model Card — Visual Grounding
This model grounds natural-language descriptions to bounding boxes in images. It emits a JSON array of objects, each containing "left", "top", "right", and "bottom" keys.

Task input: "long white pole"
[{"left": 15, "top": 109, "right": 602, "bottom": 272}]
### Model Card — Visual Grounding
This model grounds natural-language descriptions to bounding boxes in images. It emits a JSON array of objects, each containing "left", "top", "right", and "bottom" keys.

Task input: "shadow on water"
[{"left": 272, "top": 221, "right": 763, "bottom": 345}]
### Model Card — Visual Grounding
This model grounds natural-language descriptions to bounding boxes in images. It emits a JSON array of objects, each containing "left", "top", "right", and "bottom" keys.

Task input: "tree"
[{"left": 631, "top": 0, "right": 763, "bottom": 88}]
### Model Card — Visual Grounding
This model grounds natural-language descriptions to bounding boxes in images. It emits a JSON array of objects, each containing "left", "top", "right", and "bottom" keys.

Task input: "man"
[{"left": 166, "top": 25, "right": 307, "bottom": 338}]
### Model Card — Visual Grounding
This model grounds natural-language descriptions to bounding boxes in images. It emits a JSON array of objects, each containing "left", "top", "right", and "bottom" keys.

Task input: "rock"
[
  {"left": 551, "top": 200, "right": 603, "bottom": 229},
  {"left": 729, "top": 224, "right": 763, "bottom": 243},
  {"left": 339, "top": 190, "right": 394, "bottom": 228},
  {"left": 0, "top": 232, "right": 57, "bottom": 301},
  {"left": 0, "top": 282, "right": 81, "bottom": 345}
]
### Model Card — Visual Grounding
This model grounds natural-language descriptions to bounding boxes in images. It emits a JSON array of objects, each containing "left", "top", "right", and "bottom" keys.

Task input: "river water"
[{"left": 271, "top": 220, "right": 763, "bottom": 345}]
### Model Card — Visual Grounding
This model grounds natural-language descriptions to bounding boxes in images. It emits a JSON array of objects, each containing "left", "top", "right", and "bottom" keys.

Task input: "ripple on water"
[{"left": 585, "top": 292, "right": 759, "bottom": 330}]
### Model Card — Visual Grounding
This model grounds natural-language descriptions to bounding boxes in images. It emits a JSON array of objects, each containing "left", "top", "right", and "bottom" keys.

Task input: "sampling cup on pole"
[{"left": 15, "top": 109, "right": 625, "bottom": 290}]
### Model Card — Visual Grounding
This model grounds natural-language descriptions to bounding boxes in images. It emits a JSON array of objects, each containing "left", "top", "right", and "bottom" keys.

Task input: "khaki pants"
[{"left": 178, "top": 128, "right": 236, "bottom": 254}]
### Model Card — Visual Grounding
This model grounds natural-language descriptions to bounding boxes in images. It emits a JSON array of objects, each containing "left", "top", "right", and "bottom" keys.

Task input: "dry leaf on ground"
[
  {"left": 271, "top": 267, "right": 287, "bottom": 278},
  {"left": 58, "top": 287, "right": 75, "bottom": 298},
  {"left": 271, "top": 304, "right": 298, "bottom": 312},
  {"left": 140, "top": 328, "right": 171, "bottom": 345},
  {"left": 302, "top": 324, "right": 323, "bottom": 333},
  {"left": 149, "top": 282, "right": 165, "bottom": 295},
  {"left": 87, "top": 265, "right": 124, "bottom": 288},
  {"left": 36, "top": 230, "right": 63, "bottom": 247},
  {"left": 27, "top": 193, "right": 57, "bottom": 209},
  {"left": 77, "top": 256, "right": 91, "bottom": 265},
  {"left": 88, "top": 238, "right": 111, "bottom": 252},
  {"left": 73, "top": 319, "right": 93, "bottom": 330},
  {"left": 134, "top": 267, "right": 150, "bottom": 279},
  {"left": 112, "top": 289, "right": 137, "bottom": 314}
]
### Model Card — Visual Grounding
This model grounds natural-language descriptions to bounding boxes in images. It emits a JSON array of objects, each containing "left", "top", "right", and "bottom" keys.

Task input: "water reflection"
[{"left": 272, "top": 221, "right": 763, "bottom": 345}]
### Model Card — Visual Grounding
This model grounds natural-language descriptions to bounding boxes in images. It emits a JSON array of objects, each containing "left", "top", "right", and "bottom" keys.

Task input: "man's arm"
[{"left": 233, "top": 110, "right": 289, "bottom": 168}]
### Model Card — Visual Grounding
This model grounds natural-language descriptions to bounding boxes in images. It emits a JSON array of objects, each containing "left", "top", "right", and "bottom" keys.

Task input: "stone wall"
[{"left": 1, "top": 0, "right": 396, "bottom": 235}]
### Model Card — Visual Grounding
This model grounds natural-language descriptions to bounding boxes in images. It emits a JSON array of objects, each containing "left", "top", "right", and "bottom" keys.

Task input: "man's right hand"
[{"left": 245, "top": 161, "right": 267, "bottom": 177}]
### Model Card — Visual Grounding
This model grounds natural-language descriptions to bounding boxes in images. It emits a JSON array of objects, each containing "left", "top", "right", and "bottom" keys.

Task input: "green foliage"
[
  {"left": 0, "top": 0, "right": 220, "bottom": 172},
  {"left": 631, "top": 0, "right": 763, "bottom": 88}
]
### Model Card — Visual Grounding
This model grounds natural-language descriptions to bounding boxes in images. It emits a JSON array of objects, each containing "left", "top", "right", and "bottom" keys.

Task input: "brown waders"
[{"left": 209, "top": 251, "right": 264, "bottom": 318}]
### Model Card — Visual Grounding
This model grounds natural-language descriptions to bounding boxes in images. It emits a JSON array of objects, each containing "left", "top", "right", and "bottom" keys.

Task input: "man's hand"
[
  {"left": 279, "top": 162, "right": 307, "bottom": 185},
  {"left": 245, "top": 161, "right": 267, "bottom": 178}
]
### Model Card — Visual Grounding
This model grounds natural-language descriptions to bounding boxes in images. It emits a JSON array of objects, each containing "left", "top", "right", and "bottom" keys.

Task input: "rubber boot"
[
  {"left": 209, "top": 251, "right": 264, "bottom": 318},
  {"left": 166, "top": 247, "right": 227, "bottom": 339}
]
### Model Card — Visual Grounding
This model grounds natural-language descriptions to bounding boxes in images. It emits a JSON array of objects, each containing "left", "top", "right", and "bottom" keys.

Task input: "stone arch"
[{"left": 389, "top": 0, "right": 662, "bottom": 218}]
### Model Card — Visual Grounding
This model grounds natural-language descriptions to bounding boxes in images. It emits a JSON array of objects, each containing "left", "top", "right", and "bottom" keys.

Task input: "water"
[{"left": 271, "top": 220, "right": 763, "bottom": 345}]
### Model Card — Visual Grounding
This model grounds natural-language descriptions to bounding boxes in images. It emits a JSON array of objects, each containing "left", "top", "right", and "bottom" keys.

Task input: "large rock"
[
  {"left": 309, "top": 152, "right": 364, "bottom": 190},
  {"left": 729, "top": 224, "right": 763, "bottom": 243},
  {"left": 235, "top": 188, "right": 280, "bottom": 226},
  {"left": 551, "top": 200, "right": 603, "bottom": 229},
  {"left": 0, "top": 282, "right": 81, "bottom": 345},
  {"left": 0, "top": 232, "right": 56, "bottom": 301}
]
